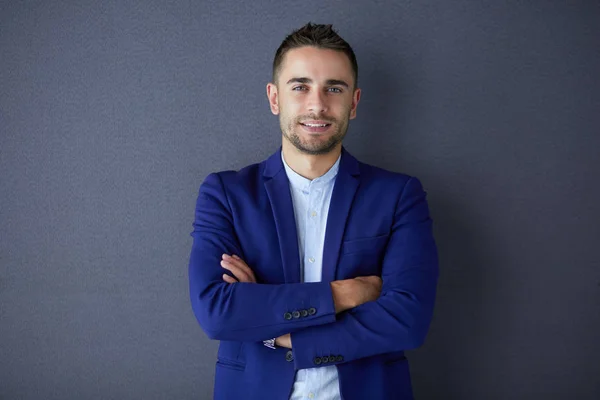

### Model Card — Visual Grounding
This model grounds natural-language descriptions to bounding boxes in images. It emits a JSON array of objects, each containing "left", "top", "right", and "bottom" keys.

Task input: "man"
[{"left": 189, "top": 23, "right": 439, "bottom": 400}]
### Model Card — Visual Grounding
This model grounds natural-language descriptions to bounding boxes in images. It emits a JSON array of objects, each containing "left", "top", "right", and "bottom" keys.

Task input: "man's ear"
[
  {"left": 349, "top": 87, "right": 361, "bottom": 120},
  {"left": 266, "top": 83, "right": 280, "bottom": 115}
]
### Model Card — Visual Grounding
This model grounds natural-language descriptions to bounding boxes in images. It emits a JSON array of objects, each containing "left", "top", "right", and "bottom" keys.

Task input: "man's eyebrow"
[
  {"left": 286, "top": 77, "right": 350, "bottom": 88},
  {"left": 286, "top": 77, "right": 313, "bottom": 85},
  {"left": 325, "top": 79, "right": 349, "bottom": 88}
]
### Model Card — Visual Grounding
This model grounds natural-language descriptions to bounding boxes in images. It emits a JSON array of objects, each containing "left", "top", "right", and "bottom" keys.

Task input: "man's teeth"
[{"left": 302, "top": 123, "right": 329, "bottom": 127}]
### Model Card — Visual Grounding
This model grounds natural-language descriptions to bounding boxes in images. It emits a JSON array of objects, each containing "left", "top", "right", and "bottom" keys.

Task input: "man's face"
[{"left": 267, "top": 46, "right": 361, "bottom": 155}]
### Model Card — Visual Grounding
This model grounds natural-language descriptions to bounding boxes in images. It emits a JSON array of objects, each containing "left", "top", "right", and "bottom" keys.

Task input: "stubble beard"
[{"left": 281, "top": 113, "right": 350, "bottom": 156}]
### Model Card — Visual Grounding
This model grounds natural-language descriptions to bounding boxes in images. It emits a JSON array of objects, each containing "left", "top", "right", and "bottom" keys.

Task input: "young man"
[{"left": 189, "top": 23, "right": 439, "bottom": 400}]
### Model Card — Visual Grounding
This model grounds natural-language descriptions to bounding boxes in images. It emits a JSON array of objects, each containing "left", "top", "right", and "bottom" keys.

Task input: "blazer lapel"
[
  {"left": 263, "top": 148, "right": 302, "bottom": 283},
  {"left": 322, "top": 148, "right": 360, "bottom": 283}
]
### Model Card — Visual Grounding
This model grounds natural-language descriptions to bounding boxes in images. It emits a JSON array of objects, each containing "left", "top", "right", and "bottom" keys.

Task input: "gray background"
[{"left": 1, "top": 1, "right": 599, "bottom": 399}]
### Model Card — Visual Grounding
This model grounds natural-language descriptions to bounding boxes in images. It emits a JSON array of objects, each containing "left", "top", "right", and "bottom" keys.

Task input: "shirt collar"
[{"left": 281, "top": 150, "right": 341, "bottom": 190}]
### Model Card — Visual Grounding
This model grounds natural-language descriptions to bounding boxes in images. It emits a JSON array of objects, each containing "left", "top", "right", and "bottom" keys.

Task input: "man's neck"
[{"left": 281, "top": 141, "right": 342, "bottom": 181}]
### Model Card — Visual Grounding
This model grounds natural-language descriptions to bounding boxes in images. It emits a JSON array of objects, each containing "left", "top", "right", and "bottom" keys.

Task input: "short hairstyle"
[{"left": 272, "top": 22, "right": 358, "bottom": 88}]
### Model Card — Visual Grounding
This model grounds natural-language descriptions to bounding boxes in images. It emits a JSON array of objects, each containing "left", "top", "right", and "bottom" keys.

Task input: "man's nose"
[{"left": 307, "top": 90, "right": 328, "bottom": 114}]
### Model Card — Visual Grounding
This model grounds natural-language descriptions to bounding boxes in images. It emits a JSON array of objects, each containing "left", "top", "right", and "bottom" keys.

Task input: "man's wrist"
[
  {"left": 275, "top": 334, "right": 292, "bottom": 349},
  {"left": 264, "top": 335, "right": 293, "bottom": 349}
]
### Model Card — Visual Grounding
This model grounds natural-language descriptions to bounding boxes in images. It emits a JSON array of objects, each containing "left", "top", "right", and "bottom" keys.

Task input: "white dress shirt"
[{"left": 282, "top": 150, "right": 342, "bottom": 400}]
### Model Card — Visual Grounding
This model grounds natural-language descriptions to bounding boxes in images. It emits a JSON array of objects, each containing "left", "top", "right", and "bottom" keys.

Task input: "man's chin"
[
  {"left": 294, "top": 140, "right": 340, "bottom": 155},
  {"left": 283, "top": 130, "right": 343, "bottom": 155}
]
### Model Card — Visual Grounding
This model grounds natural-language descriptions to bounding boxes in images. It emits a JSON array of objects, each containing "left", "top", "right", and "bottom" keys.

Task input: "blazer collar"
[{"left": 263, "top": 146, "right": 360, "bottom": 179}]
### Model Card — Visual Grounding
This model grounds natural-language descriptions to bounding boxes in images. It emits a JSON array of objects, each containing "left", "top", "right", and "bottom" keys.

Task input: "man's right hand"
[{"left": 331, "top": 276, "right": 382, "bottom": 314}]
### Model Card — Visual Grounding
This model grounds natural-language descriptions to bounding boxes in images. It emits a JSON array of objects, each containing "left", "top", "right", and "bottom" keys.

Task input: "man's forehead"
[{"left": 279, "top": 46, "right": 353, "bottom": 82}]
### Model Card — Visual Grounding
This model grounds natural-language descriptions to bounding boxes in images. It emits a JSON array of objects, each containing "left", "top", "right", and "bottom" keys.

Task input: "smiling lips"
[{"left": 299, "top": 120, "right": 332, "bottom": 133}]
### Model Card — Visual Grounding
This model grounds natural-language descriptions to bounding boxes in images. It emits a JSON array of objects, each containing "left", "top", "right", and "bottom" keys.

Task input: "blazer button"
[
  {"left": 336, "top": 355, "right": 343, "bottom": 362},
  {"left": 313, "top": 357, "right": 322, "bottom": 365},
  {"left": 328, "top": 355, "right": 336, "bottom": 363},
  {"left": 285, "top": 350, "right": 294, "bottom": 362},
  {"left": 308, "top": 307, "right": 316, "bottom": 315},
  {"left": 292, "top": 310, "right": 301, "bottom": 319},
  {"left": 284, "top": 312, "right": 292, "bottom": 320},
  {"left": 300, "top": 309, "right": 308, "bottom": 317}
]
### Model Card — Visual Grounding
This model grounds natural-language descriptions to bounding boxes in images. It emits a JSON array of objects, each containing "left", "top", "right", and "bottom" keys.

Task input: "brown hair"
[{"left": 272, "top": 22, "right": 358, "bottom": 87}]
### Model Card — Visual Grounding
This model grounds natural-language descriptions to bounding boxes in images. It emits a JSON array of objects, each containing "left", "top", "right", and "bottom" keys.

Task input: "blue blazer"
[{"left": 189, "top": 147, "right": 439, "bottom": 400}]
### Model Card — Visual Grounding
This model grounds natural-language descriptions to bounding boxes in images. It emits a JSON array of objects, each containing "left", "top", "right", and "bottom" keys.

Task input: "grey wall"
[{"left": 1, "top": 1, "right": 599, "bottom": 399}]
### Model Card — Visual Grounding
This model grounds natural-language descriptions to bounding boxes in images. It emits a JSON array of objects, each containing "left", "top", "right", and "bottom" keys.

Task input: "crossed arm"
[
  {"left": 189, "top": 173, "right": 439, "bottom": 370},
  {"left": 220, "top": 253, "right": 383, "bottom": 348}
]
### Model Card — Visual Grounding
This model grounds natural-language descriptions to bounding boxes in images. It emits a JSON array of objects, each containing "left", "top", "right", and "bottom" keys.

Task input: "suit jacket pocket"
[{"left": 341, "top": 234, "right": 389, "bottom": 255}]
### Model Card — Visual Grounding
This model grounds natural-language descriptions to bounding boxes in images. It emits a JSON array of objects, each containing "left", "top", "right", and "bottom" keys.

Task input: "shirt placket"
[
  {"left": 305, "top": 181, "right": 319, "bottom": 397},
  {"left": 304, "top": 180, "right": 317, "bottom": 284}
]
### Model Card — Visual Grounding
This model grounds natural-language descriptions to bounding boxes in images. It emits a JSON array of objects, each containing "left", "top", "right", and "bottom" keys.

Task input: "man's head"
[
  {"left": 272, "top": 23, "right": 358, "bottom": 88},
  {"left": 267, "top": 23, "right": 361, "bottom": 156}
]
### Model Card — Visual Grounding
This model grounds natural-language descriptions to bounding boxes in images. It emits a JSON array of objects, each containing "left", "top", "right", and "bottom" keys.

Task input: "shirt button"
[
  {"left": 310, "top": 211, "right": 317, "bottom": 217},
  {"left": 308, "top": 393, "right": 314, "bottom": 399},
  {"left": 308, "top": 257, "right": 315, "bottom": 263}
]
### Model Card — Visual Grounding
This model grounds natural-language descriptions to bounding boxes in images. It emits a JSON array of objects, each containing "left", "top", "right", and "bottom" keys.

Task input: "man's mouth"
[
  {"left": 299, "top": 121, "right": 332, "bottom": 133},
  {"left": 301, "top": 122, "right": 331, "bottom": 127}
]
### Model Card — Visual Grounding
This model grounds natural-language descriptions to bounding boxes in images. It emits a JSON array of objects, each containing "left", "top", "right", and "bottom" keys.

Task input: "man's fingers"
[
  {"left": 220, "top": 260, "right": 253, "bottom": 282},
  {"left": 222, "top": 273, "right": 237, "bottom": 284},
  {"left": 227, "top": 255, "right": 247, "bottom": 269},
  {"left": 221, "top": 254, "right": 257, "bottom": 283},
  {"left": 226, "top": 254, "right": 251, "bottom": 273},
  {"left": 222, "top": 254, "right": 256, "bottom": 282}
]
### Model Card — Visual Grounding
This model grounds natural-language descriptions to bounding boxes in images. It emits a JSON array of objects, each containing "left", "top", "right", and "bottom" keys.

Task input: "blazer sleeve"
[
  {"left": 290, "top": 176, "right": 439, "bottom": 370},
  {"left": 188, "top": 173, "right": 336, "bottom": 342}
]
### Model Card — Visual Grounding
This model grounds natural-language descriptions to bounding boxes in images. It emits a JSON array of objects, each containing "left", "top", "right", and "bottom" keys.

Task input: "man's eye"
[
  {"left": 292, "top": 86, "right": 307, "bottom": 91},
  {"left": 328, "top": 87, "right": 342, "bottom": 93}
]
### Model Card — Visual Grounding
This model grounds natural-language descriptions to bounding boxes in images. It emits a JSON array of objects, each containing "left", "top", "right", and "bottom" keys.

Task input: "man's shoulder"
[
  {"left": 354, "top": 159, "right": 428, "bottom": 205},
  {"left": 211, "top": 159, "right": 265, "bottom": 182}
]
